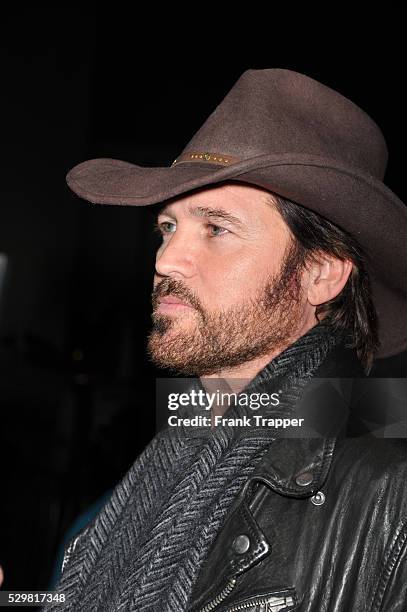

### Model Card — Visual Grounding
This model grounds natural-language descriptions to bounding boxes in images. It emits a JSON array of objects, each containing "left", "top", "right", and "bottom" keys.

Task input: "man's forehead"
[{"left": 157, "top": 183, "right": 276, "bottom": 220}]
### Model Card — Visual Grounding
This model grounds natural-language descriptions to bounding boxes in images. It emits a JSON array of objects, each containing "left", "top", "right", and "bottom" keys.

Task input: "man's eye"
[
  {"left": 208, "top": 224, "right": 228, "bottom": 237},
  {"left": 154, "top": 221, "right": 176, "bottom": 235}
]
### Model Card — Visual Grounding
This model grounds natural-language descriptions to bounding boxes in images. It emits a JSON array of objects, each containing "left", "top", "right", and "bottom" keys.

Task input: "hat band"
[{"left": 171, "top": 151, "right": 241, "bottom": 167}]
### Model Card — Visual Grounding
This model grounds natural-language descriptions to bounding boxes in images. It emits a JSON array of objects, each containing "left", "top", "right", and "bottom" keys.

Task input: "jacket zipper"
[
  {"left": 198, "top": 577, "right": 237, "bottom": 611},
  {"left": 224, "top": 594, "right": 294, "bottom": 610},
  {"left": 198, "top": 584, "right": 294, "bottom": 612}
]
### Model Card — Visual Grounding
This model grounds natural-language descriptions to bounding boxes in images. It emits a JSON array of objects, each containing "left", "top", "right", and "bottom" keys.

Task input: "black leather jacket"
[{"left": 188, "top": 346, "right": 407, "bottom": 611}]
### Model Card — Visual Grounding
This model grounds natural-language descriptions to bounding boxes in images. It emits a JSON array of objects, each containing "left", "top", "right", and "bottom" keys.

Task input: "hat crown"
[{"left": 178, "top": 68, "right": 388, "bottom": 180}]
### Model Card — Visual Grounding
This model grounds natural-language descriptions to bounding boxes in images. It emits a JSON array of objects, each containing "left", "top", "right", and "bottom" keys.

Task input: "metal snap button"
[
  {"left": 232, "top": 534, "right": 251, "bottom": 554},
  {"left": 295, "top": 471, "right": 314, "bottom": 487},
  {"left": 311, "top": 491, "right": 326, "bottom": 506}
]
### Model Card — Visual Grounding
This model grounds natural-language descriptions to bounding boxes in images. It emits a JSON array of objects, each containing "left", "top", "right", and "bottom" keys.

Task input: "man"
[{"left": 46, "top": 69, "right": 407, "bottom": 610}]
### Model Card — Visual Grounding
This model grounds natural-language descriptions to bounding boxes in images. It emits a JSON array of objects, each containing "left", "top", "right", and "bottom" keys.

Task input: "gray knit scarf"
[{"left": 44, "top": 321, "right": 345, "bottom": 612}]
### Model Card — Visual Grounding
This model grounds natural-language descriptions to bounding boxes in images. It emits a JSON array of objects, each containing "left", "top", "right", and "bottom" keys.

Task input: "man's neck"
[
  {"left": 200, "top": 350, "right": 285, "bottom": 425},
  {"left": 199, "top": 319, "right": 319, "bottom": 422},
  {"left": 201, "top": 349, "right": 282, "bottom": 396},
  {"left": 200, "top": 320, "right": 317, "bottom": 395}
]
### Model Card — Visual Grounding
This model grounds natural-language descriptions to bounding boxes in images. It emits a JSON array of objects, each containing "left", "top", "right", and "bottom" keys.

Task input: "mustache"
[{"left": 151, "top": 278, "right": 203, "bottom": 313}]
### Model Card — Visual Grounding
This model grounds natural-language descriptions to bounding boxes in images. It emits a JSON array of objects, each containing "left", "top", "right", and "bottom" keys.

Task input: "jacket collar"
[{"left": 242, "top": 341, "right": 366, "bottom": 499}]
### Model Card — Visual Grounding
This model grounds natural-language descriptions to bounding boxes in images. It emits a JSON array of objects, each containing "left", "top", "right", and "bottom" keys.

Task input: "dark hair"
[{"left": 271, "top": 193, "right": 379, "bottom": 373}]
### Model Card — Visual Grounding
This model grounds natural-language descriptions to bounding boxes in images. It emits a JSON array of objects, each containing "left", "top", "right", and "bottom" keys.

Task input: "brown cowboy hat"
[{"left": 65, "top": 68, "right": 407, "bottom": 359}]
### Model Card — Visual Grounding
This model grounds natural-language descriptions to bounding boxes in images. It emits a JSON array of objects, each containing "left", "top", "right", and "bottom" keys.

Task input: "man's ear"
[{"left": 306, "top": 255, "right": 353, "bottom": 306}]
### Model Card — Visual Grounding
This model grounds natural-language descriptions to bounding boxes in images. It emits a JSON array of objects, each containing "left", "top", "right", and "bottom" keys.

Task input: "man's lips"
[{"left": 156, "top": 295, "right": 193, "bottom": 311}]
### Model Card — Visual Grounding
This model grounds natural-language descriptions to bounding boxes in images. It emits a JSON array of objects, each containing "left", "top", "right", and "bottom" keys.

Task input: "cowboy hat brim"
[{"left": 66, "top": 153, "right": 407, "bottom": 360}]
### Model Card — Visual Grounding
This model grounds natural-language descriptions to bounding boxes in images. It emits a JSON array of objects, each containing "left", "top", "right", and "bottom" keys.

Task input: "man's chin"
[
  {"left": 147, "top": 319, "right": 199, "bottom": 370},
  {"left": 151, "top": 312, "right": 196, "bottom": 335},
  {"left": 146, "top": 336, "right": 195, "bottom": 374}
]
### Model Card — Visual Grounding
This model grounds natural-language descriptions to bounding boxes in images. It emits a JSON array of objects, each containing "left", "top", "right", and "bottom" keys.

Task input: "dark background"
[{"left": 0, "top": 8, "right": 406, "bottom": 595}]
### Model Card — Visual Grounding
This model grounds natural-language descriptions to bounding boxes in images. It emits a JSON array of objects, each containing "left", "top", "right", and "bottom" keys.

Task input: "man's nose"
[{"left": 155, "top": 229, "right": 195, "bottom": 279}]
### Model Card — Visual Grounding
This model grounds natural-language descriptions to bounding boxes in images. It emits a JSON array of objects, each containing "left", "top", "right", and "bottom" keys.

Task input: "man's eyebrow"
[
  {"left": 157, "top": 204, "right": 244, "bottom": 227},
  {"left": 189, "top": 205, "right": 244, "bottom": 226}
]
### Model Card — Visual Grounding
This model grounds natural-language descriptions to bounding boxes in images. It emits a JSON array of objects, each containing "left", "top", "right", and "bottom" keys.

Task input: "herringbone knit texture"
[{"left": 44, "top": 321, "right": 345, "bottom": 611}]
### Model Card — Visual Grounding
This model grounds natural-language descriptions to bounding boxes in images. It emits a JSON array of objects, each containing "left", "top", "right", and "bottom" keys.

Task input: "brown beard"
[{"left": 147, "top": 238, "right": 308, "bottom": 376}]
